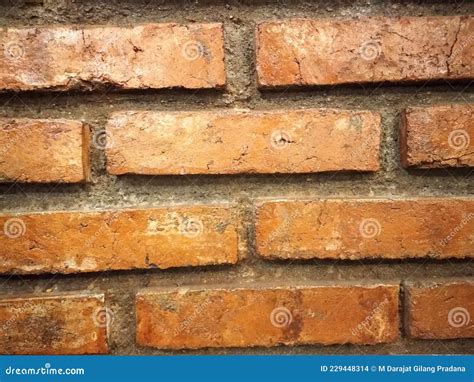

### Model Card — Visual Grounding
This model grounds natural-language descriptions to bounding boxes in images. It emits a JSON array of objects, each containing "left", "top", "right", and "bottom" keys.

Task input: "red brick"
[
  {"left": 401, "top": 104, "right": 473, "bottom": 168},
  {"left": 136, "top": 284, "right": 399, "bottom": 349},
  {"left": 0, "top": 23, "right": 225, "bottom": 91},
  {"left": 106, "top": 109, "right": 381, "bottom": 175},
  {"left": 256, "top": 199, "right": 473, "bottom": 260},
  {"left": 0, "top": 205, "right": 238, "bottom": 274},
  {"left": 0, "top": 293, "right": 108, "bottom": 354},
  {"left": 256, "top": 16, "right": 474, "bottom": 87},
  {"left": 405, "top": 280, "right": 474, "bottom": 339},
  {"left": 0, "top": 118, "right": 90, "bottom": 183}
]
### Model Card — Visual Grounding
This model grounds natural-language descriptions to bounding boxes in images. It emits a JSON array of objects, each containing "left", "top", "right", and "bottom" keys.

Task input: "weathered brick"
[
  {"left": 106, "top": 109, "right": 381, "bottom": 175},
  {"left": 0, "top": 23, "right": 225, "bottom": 91},
  {"left": 0, "top": 118, "right": 90, "bottom": 183},
  {"left": 405, "top": 280, "right": 474, "bottom": 339},
  {"left": 0, "top": 293, "right": 108, "bottom": 354},
  {"left": 401, "top": 104, "right": 473, "bottom": 168},
  {"left": 136, "top": 284, "right": 399, "bottom": 349},
  {"left": 0, "top": 205, "right": 238, "bottom": 274},
  {"left": 256, "top": 199, "right": 473, "bottom": 260},
  {"left": 256, "top": 16, "right": 474, "bottom": 87}
]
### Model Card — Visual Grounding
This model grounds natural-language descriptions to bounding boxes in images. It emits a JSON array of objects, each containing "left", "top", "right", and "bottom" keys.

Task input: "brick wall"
[{"left": 0, "top": 0, "right": 472, "bottom": 355}]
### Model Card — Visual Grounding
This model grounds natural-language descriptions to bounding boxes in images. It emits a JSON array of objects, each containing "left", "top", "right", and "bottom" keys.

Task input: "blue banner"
[{"left": 0, "top": 355, "right": 472, "bottom": 381}]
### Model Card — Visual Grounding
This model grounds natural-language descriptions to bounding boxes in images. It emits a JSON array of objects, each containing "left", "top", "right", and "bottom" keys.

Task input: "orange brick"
[
  {"left": 0, "top": 293, "right": 108, "bottom": 354},
  {"left": 401, "top": 104, "right": 473, "bottom": 168},
  {"left": 256, "top": 16, "right": 473, "bottom": 87},
  {"left": 136, "top": 284, "right": 399, "bottom": 349},
  {"left": 0, "top": 118, "right": 89, "bottom": 183},
  {"left": 405, "top": 280, "right": 474, "bottom": 339},
  {"left": 0, "top": 205, "right": 238, "bottom": 274},
  {"left": 0, "top": 23, "right": 225, "bottom": 91},
  {"left": 256, "top": 199, "right": 473, "bottom": 260},
  {"left": 106, "top": 109, "right": 381, "bottom": 175}
]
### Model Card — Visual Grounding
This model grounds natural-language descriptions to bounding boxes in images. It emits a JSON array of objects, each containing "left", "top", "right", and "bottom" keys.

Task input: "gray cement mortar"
[{"left": 0, "top": 0, "right": 473, "bottom": 354}]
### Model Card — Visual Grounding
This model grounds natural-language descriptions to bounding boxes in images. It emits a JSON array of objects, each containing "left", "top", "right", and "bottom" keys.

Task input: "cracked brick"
[
  {"left": 136, "top": 284, "right": 399, "bottom": 349},
  {"left": 0, "top": 23, "right": 225, "bottom": 91},
  {"left": 0, "top": 205, "right": 239, "bottom": 274},
  {"left": 0, "top": 118, "right": 90, "bottom": 183},
  {"left": 255, "top": 199, "right": 474, "bottom": 260},
  {"left": 401, "top": 104, "right": 473, "bottom": 168},
  {"left": 106, "top": 109, "right": 381, "bottom": 175},
  {"left": 256, "top": 16, "right": 474, "bottom": 87}
]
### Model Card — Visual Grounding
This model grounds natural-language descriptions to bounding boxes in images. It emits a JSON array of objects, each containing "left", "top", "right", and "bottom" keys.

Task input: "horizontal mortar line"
[{"left": 0, "top": 195, "right": 474, "bottom": 214}]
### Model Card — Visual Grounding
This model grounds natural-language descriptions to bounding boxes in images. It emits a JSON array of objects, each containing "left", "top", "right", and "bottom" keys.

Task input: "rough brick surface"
[
  {"left": 0, "top": 118, "right": 90, "bottom": 183},
  {"left": 0, "top": 205, "right": 238, "bottom": 274},
  {"left": 0, "top": 293, "right": 108, "bottom": 354},
  {"left": 0, "top": 23, "right": 225, "bottom": 91},
  {"left": 256, "top": 199, "right": 474, "bottom": 260},
  {"left": 106, "top": 109, "right": 381, "bottom": 175},
  {"left": 136, "top": 284, "right": 399, "bottom": 349},
  {"left": 406, "top": 281, "right": 474, "bottom": 339},
  {"left": 256, "top": 16, "right": 474, "bottom": 87},
  {"left": 401, "top": 104, "right": 473, "bottom": 168}
]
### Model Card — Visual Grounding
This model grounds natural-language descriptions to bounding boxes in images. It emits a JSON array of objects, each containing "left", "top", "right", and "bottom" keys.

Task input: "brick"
[
  {"left": 0, "top": 293, "right": 108, "bottom": 354},
  {"left": 405, "top": 280, "right": 474, "bottom": 339},
  {"left": 0, "top": 205, "right": 238, "bottom": 274},
  {"left": 0, "top": 118, "right": 89, "bottom": 183},
  {"left": 256, "top": 199, "right": 474, "bottom": 260},
  {"left": 106, "top": 109, "right": 381, "bottom": 175},
  {"left": 136, "top": 284, "right": 399, "bottom": 349},
  {"left": 0, "top": 23, "right": 225, "bottom": 91},
  {"left": 401, "top": 104, "right": 473, "bottom": 168},
  {"left": 256, "top": 16, "right": 474, "bottom": 87}
]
